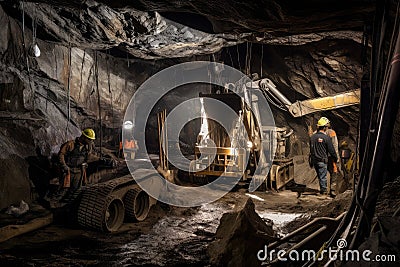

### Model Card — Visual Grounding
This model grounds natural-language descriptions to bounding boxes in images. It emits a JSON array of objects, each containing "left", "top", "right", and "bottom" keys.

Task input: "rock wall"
[
  {"left": 0, "top": 154, "right": 31, "bottom": 210},
  {"left": 0, "top": 4, "right": 160, "bottom": 208},
  {"left": 0, "top": 3, "right": 215, "bottom": 208}
]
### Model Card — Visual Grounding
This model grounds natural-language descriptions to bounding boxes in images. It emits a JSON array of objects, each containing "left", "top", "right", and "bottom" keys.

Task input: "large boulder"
[{"left": 208, "top": 198, "right": 277, "bottom": 267}]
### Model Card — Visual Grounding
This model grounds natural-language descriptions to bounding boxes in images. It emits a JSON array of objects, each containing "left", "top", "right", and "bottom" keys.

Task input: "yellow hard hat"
[
  {"left": 317, "top": 117, "right": 330, "bottom": 127},
  {"left": 340, "top": 140, "right": 348, "bottom": 147},
  {"left": 82, "top": 128, "right": 96, "bottom": 140}
]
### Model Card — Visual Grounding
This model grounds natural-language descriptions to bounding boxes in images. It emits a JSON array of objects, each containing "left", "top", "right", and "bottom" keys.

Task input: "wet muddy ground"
[{"left": 0, "top": 190, "right": 349, "bottom": 267}]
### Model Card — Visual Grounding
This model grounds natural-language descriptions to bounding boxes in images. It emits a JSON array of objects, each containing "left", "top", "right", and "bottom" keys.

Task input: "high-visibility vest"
[{"left": 124, "top": 139, "right": 136, "bottom": 149}]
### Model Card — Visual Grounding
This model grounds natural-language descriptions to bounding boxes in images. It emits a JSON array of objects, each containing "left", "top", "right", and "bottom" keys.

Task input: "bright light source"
[
  {"left": 123, "top": 120, "right": 134, "bottom": 130},
  {"left": 246, "top": 141, "right": 253, "bottom": 148},
  {"left": 30, "top": 43, "right": 41, "bottom": 57}
]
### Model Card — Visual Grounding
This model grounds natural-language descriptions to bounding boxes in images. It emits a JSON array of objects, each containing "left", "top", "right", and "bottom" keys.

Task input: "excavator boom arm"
[
  {"left": 246, "top": 78, "right": 360, "bottom": 117},
  {"left": 288, "top": 89, "right": 360, "bottom": 117}
]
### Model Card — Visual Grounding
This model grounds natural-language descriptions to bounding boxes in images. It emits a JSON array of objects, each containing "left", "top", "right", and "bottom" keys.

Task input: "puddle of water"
[
  {"left": 117, "top": 206, "right": 306, "bottom": 265},
  {"left": 116, "top": 202, "right": 230, "bottom": 266}
]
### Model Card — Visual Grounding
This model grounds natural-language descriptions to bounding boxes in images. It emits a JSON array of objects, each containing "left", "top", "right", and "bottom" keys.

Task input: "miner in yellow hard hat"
[
  {"left": 55, "top": 128, "right": 96, "bottom": 199},
  {"left": 323, "top": 118, "right": 340, "bottom": 197},
  {"left": 81, "top": 128, "right": 96, "bottom": 140},
  {"left": 317, "top": 116, "right": 330, "bottom": 127},
  {"left": 310, "top": 117, "right": 338, "bottom": 197}
]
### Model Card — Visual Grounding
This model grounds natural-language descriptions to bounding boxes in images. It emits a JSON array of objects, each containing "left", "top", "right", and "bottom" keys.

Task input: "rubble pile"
[{"left": 208, "top": 198, "right": 277, "bottom": 267}]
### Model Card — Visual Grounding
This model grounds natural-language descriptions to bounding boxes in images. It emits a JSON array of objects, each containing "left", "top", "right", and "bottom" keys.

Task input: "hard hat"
[
  {"left": 340, "top": 140, "right": 348, "bottom": 148},
  {"left": 82, "top": 128, "right": 96, "bottom": 140},
  {"left": 317, "top": 117, "right": 330, "bottom": 127}
]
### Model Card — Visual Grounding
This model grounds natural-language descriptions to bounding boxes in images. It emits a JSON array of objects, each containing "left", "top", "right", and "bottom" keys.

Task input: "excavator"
[{"left": 186, "top": 77, "right": 360, "bottom": 191}]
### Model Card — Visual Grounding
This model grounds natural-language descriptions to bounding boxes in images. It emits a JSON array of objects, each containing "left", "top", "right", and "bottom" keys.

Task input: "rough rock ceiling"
[
  {"left": 31, "top": 0, "right": 376, "bottom": 33},
  {"left": 121, "top": 0, "right": 376, "bottom": 35},
  {"left": 1, "top": 0, "right": 376, "bottom": 59}
]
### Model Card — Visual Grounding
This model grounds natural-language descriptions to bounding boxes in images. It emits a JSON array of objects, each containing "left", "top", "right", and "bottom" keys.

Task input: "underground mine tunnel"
[{"left": 0, "top": 0, "right": 399, "bottom": 266}]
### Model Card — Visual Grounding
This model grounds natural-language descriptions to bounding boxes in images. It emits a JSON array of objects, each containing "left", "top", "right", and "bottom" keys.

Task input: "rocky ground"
[{"left": 0, "top": 186, "right": 350, "bottom": 267}]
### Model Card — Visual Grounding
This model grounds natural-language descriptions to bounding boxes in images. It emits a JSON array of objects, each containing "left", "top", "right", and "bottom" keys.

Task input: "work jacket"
[
  {"left": 326, "top": 128, "right": 339, "bottom": 160},
  {"left": 310, "top": 131, "right": 338, "bottom": 163},
  {"left": 58, "top": 137, "right": 92, "bottom": 169}
]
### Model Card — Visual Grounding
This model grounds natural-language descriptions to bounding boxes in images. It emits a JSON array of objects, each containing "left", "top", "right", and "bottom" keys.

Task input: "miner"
[
  {"left": 325, "top": 118, "right": 340, "bottom": 197},
  {"left": 57, "top": 128, "right": 96, "bottom": 198},
  {"left": 310, "top": 117, "right": 338, "bottom": 197}
]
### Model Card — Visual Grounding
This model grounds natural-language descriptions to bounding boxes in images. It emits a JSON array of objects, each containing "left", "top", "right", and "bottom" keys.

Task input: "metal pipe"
[
  {"left": 270, "top": 226, "right": 327, "bottom": 264},
  {"left": 288, "top": 225, "right": 327, "bottom": 253},
  {"left": 268, "top": 213, "right": 345, "bottom": 250}
]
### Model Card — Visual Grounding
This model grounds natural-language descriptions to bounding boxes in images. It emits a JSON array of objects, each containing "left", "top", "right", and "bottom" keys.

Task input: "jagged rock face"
[
  {"left": 29, "top": 0, "right": 376, "bottom": 34},
  {"left": 1, "top": 1, "right": 244, "bottom": 59},
  {"left": 131, "top": 0, "right": 375, "bottom": 34},
  {"left": 1, "top": 0, "right": 375, "bottom": 59}
]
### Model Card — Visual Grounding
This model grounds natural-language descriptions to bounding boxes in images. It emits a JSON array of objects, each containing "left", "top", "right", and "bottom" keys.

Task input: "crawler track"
[{"left": 75, "top": 169, "right": 160, "bottom": 232}]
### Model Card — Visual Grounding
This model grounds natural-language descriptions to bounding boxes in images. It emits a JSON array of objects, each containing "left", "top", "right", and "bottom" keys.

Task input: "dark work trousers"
[
  {"left": 314, "top": 161, "right": 328, "bottom": 193},
  {"left": 60, "top": 168, "right": 84, "bottom": 199}
]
